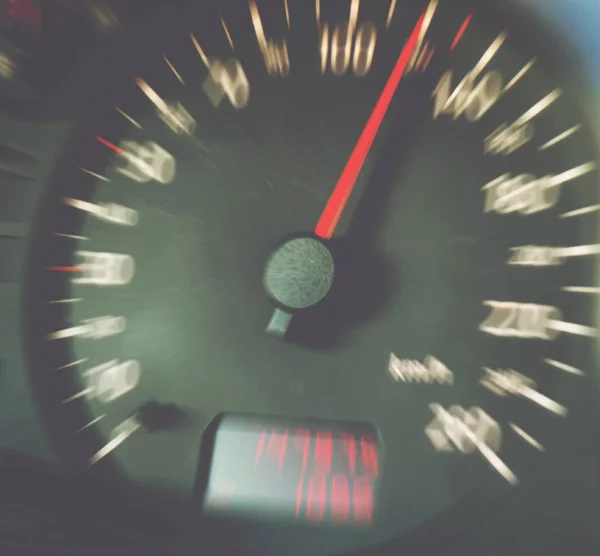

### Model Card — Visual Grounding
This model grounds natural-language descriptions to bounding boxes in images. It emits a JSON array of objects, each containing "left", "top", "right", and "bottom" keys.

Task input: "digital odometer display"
[{"left": 199, "top": 413, "right": 383, "bottom": 526}]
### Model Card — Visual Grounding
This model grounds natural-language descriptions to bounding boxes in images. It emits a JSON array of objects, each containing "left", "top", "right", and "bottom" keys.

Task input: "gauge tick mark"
[
  {"left": 62, "top": 388, "right": 93, "bottom": 404},
  {"left": 284, "top": 0, "right": 291, "bottom": 29},
  {"left": 79, "top": 166, "right": 111, "bottom": 181},
  {"left": 560, "top": 204, "right": 600, "bottom": 218},
  {"left": 509, "top": 423, "right": 544, "bottom": 451},
  {"left": 220, "top": 16, "right": 235, "bottom": 50},
  {"left": 513, "top": 89, "right": 562, "bottom": 127},
  {"left": 539, "top": 124, "right": 580, "bottom": 151},
  {"left": 190, "top": 33, "right": 209, "bottom": 67},
  {"left": 114, "top": 107, "right": 142, "bottom": 130},
  {"left": 503, "top": 58, "right": 536, "bottom": 92},
  {"left": 450, "top": 13, "right": 472, "bottom": 51},
  {"left": 94, "top": 135, "right": 124, "bottom": 156},
  {"left": 75, "top": 415, "right": 105, "bottom": 435},
  {"left": 386, "top": 0, "right": 397, "bottom": 29},
  {"left": 163, "top": 55, "right": 184, "bottom": 85},
  {"left": 54, "top": 359, "right": 88, "bottom": 371},
  {"left": 54, "top": 233, "right": 88, "bottom": 241},
  {"left": 46, "top": 266, "right": 81, "bottom": 272},
  {"left": 562, "top": 286, "right": 600, "bottom": 295},
  {"left": 544, "top": 358, "right": 585, "bottom": 377}
]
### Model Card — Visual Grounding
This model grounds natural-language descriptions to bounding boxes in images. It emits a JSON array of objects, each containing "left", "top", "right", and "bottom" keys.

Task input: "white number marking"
[
  {"left": 507, "top": 245, "right": 564, "bottom": 267},
  {"left": 480, "top": 301, "right": 562, "bottom": 340},
  {"left": 485, "top": 122, "right": 534, "bottom": 155},
  {"left": 483, "top": 173, "right": 559, "bottom": 214},
  {"left": 330, "top": 23, "right": 352, "bottom": 75},
  {"left": 89, "top": 416, "right": 140, "bottom": 465},
  {"left": 433, "top": 69, "right": 504, "bottom": 121},
  {"left": 72, "top": 251, "right": 135, "bottom": 286},
  {"left": 47, "top": 314, "right": 126, "bottom": 340},
  {"left": 98, "top": 203, "right": 139, "bottom": 226},
  {"left": 63, "top": 197, "right": 138, "bottom": 226},
  {"left": 388, "top": 353, "right": 453, "bottom": 384},
  {"left": 484, "top": 163, "right": 596, "bottom": 215},
  {"left": 80, "top": 315, "right": 127, "bottom": 339},
  {"left": 433, "top": 31, "right": 509, "bottom": 120},
  {"left": 426, "top": 404, "right": 518, "bottom": 485},
  {"left": 204, "top": 58, "right": 250, "bottom": 109},
  {"left": 117, "top": 140, "right": 176, "bottom": 183},
  {"left": 353, "top": 22, "right": 377, "bottom": 77},
  {"left": 160, "top": 101, "right": 196, "bottom": 135},
  {"left": 426, "top": 404, "right": 502, "bottom": 454},
  {"left": 136, "top": 78, "right": 196, "bottom": 135},
  {"left": 249, "top": 1, "right": 290, "bottom": 76},
  {"left": 320, "top": 21, "right": 377, "bottom": 76},
  {"left": 481, "top": 368, "right": 568, "bottom": 416},
  {"left": 84, "top": 359, "right": 141, "bottom": 403}
]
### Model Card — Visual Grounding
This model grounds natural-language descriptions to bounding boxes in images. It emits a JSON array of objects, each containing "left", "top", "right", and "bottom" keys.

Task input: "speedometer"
[{"left": 22, "top": 0, "right": 600, "bottom": 554}]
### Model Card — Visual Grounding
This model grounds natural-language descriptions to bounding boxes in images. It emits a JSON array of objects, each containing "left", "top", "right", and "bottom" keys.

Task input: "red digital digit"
[
  {"left": 294, "top": 428, "right": 310, "bottom": 472},
  {"left": 353, "top": 476, "right": 374, "bottom": 524},
  {"left": 306, "top": 472, "right": 327, "bottom": 522},
  {"left": 267, "top": 428, "right": 289, "bottom": 469},
  {"left": 360, "top": 436, "right": 379, "bottom": 478},
  {"left": 315, "top": 430, "right": 332, "bottom": 473},
  {"left": 254, "top": 428, "right": 267, "bottom": 467},
  {"left": 331, "top": 474, "right": 350, "bottom": 522},
  {"left": 295, "top": 473, "right": 304, "bottom": 518},
  {"left": 341, "top": 433, "right": 356, "bottom": 476}
]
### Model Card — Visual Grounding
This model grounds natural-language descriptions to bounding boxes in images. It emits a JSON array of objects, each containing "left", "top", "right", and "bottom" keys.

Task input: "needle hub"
[{"left": 264, "top": 236, "right": 335, "bottom": 311}]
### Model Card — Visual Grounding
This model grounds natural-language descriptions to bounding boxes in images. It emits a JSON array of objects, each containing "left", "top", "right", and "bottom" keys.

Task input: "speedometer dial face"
[{"left": 24, "top": 0, "right": 600, "bottom": 554}]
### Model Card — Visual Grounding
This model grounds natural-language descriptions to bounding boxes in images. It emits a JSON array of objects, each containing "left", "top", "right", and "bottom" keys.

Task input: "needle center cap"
[{"left": 264, "top": 236, "right": 335, "bottom": 310}]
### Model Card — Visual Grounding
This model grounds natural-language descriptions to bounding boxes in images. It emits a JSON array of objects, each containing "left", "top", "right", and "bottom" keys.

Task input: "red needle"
[{"left": 314, "top": 11, "right": 427, "bottom": 240}]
